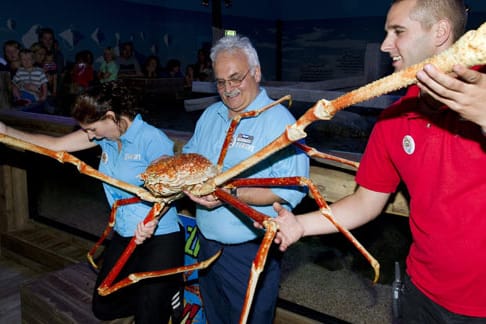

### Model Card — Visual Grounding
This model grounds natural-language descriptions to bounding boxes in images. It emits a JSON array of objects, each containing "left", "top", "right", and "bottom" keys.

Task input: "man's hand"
[
  {"left": 272, "top": 202, "right": 304, "bottom": 252},
  {"left": 134, "top": 219, "right": 158, "bottom": 245},
  {"left": 417, "top": 64, "right": 486, "bottom": 131},
  {"left": 184, "top": 190, "right": 223, "bottom": 209}
]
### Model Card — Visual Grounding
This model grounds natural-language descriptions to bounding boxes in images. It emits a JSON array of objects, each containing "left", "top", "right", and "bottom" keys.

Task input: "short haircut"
[
  {"left": 210, "top": 35, "right": 260, "bottom": 75},
  {"left": 392, "top": 0, "right": 467, "bottom": 41}
]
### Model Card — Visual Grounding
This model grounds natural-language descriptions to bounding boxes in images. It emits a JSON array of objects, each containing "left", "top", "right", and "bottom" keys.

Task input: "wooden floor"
[
  {"left": 0, "top": 256, "right": 43, "bottom": 324},
  {"left": 0, "top": 222, "right": 347, "bottom": 324},
  {"left": 0, "top": 221, "right": 97, "bottom": 324},
  {"left": 0, "top": 255, "right": 335, "bottom": 324}
]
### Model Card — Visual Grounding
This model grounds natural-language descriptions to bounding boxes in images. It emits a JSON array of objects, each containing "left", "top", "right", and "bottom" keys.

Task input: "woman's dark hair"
[{"left": 71, "top": 81, "right": 143, "bottom": 124}]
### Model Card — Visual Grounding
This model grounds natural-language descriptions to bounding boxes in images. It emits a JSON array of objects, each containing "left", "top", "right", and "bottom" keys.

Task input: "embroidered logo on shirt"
[
  {"left": 124, "top": 153, "right": 141, "bottom": 161},
  {"left": 101, "top": 151, "right": 108, "bottom": 164},
  {"left": 402, "top": 135, "right": 415, "bottom": 155}
]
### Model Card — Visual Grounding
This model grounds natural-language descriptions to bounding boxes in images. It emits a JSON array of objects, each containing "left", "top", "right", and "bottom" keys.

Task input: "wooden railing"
[{"left": 0, "top": 109, "right": 409, "bottom": 235}]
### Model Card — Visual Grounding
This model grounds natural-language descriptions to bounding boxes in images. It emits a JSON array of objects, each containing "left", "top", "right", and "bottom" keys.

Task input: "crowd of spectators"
[{"left": 0, "top": 28, "right": 214, "bottom": 115}]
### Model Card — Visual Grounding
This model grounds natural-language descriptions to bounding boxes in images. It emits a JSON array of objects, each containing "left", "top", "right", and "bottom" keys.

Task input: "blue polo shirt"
[
  {"left": 96, "top": 114, "right": 180, "bottom": 237},
  {"left": 183, "top": 88, "right": 309, "bottom": 244}
]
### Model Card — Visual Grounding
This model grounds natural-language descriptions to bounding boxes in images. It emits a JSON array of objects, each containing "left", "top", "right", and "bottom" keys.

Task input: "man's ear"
[
  {"left": 435, "top": 19, "right": 452, "bottom": 47},
  {"left": 253, "top": 66, "right": 262, "bottom": 83}
]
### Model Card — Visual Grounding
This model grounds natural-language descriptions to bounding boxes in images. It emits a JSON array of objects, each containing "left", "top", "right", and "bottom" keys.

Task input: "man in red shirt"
[{"left": 271, "top": 0, "right": 486, "bottom": 322}]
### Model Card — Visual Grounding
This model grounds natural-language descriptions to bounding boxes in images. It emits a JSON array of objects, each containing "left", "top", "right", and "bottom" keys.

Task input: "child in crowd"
[
  {"left": 12, "top": 49, "right": 48, "bottom": 106},
  {"left": 98, "top": 47, "right": 118, "bottom": 83},
  {"left": 30, "top": 43, "right": 47, "bottom": 68},
  {"left": 160, "top": 58, "right": 183, "bottom": 78},
  {"left": 43, "top": 51, "right": 58, "bottom": 96},
  {"left": 184, "top": 64, "right": 194, "bottom": 90},
  {"left": 142, "top": 55, "right": 161, "bottom": 78},
  {"left": 117, "top": 42, "right": 142, "bottom": 77},
  {"left": 71, "top": 50, "right": 94, "bottom": 93},
  {"left": 3, "top": 40, "right": 21, "bottom": 78}
]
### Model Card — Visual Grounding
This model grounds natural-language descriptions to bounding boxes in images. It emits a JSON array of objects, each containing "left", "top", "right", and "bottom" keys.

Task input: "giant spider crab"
[{"left": 1, "top": 22, "right": 485, "bottom": 324}]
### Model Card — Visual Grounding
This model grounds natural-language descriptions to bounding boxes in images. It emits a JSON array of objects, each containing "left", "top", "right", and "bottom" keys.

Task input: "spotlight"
[
  {"left": 224, "top": 0, "right": 232, "bottom": 8},
  {"left": 201, "top": 0, "right": 209, "bottom": 6}
]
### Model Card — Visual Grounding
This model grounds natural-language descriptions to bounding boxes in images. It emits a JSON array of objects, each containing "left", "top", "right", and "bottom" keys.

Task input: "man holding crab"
[{"left": 182, "top": 35, "right": 309, "bottom": 323}]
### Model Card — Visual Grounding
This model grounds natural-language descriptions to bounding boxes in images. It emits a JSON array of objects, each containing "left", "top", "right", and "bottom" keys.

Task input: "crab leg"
[
  {"left": 95, "top": 202, "right": 221, "bottom": 296},
  {"left": 97, "top": 202, "right": 166, "bottom": 295},
  {"left": 214, "top": 21, "right": 486, "bottom": 186},
  {"left": 217, "top": 95, "right": 292, "bottom": 167},
  {"left": 212, "top": 188, "right": 277, "bottom": 324},
  {"left": 0, "top": 134, "right": 158, "bottom": 203},
  {"left": 87, "top": 197, "right": 142, "bottom": 269},
  {"left": 226, "top": 177, "right": 379, "bottom": 283},
  {"left": 240, "top": 220, "right": 277, "bottom": 324},
  {"left": 98, "top": 249, "right": 222, "bottom": 296},
  {"left": 293, "top": 141, "right": 360, "bottom": 169},
  {"left": 214, "top": 187, "right": 272, "bottom": 224},
  {"left": 0, "top": 134, "right": 215, "bottom": 296},
  {"left": 305, "top": 178, "right": 380, "bottom": 283}
]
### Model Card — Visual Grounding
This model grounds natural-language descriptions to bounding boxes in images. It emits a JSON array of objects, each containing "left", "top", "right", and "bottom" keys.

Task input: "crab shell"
[{"left": 140, "top": 153, "right": 219, "bottom": 198}]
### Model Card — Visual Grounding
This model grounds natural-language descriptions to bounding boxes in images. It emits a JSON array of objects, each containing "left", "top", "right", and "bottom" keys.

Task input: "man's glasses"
[{"left": 215, "top": 69, "right": 250, "bottom": 89}]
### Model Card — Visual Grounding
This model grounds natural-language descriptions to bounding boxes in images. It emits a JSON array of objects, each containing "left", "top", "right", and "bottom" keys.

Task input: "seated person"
[
  {"left": 116, "top": 42, "right": 142, "bottom": 77},
  {"left": 71, "top": 50, "right": 94, "bottom": 93},
  {"left": 194, "top": 48, "right": 213, "bottom": 81},
  {"left": 98, "top": 47, "right": 118, "bottom": 83},
  {"left": 30, "top": 43, "right": 47, "bottom": 68},
  {"left": 12, "top": 49, "right": 48, "bottom": 106},
  {"left": 38, "top": 27, "right": 65, "bottom": 77},
  {"left": 184, "top": 64, "right": 194, "bottom": 90},
  {"left": 3, "top": 40, "right": 21, "bottom": 78},
  {"left": 160, "top": 58, "right": 184, "bottom": 78},
  {"left": 142, "top": 55, "right": 161, "bottom": 78},
  {"left": 43, "top": 51, "right": 58, "bottom": 97}
]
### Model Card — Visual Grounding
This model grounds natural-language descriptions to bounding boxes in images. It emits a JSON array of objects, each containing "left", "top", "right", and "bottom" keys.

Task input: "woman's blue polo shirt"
[{"left": 96, "top": 114, "right": 179, "bottom": 237}]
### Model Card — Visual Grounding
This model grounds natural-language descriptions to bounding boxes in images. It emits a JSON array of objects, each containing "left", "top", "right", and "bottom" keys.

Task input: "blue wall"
[
  {"left": 0, "top": 1, "right": 215, "bottom": 73},
  {"left": 1, "top": 1, "right": 484, "bottom": 81},
  {"left": 126, "top": 0, "right": 486, "bottom": 20}
]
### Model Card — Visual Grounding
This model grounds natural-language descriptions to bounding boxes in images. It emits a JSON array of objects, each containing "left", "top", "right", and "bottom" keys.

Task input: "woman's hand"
[{"left": 134, "top": 219, "right": 158, "bottom": 245}]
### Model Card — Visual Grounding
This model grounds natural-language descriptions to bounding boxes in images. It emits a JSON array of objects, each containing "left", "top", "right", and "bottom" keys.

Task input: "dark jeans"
[
  {"left": 400, "top": 275, "right": 486, "bottom": 324},
  {"left": 198, "top": 233, "right": 282, "bottom": 324}
]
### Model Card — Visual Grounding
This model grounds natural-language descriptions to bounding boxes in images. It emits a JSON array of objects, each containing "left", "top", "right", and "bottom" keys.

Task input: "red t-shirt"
[
  {"left": 356, "top": 81, "right": 486, "bottom": 316},
  {"left": 72, "top": 64, "right": 94, "bottom": 89}
]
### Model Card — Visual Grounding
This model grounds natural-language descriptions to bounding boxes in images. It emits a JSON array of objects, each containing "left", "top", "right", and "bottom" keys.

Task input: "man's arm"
[
  {"left": 185, "top": 187, "right": 284, "bottom": 211},
  {"left": 273, "top": 186, "right": 390, "bottom": 251},
  {"left": 417, "top": 64, "right": 486, "bottom": 132}
]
